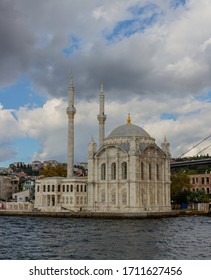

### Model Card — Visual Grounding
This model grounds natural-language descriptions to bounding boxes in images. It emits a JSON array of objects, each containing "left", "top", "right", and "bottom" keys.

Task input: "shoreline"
[{"left": 0, "top": 209, "right": 210, "bottom": 219}]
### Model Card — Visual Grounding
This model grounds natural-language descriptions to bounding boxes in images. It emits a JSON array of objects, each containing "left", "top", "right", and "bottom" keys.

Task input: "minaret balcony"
[
  {"left": 66, "top": 106, "right": 76, "bottom": 116},
  {"left": 97, "top": 114, "right": 107, "bottom": 123}
]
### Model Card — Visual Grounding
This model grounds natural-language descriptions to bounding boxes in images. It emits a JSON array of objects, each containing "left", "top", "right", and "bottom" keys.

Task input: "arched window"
[
  {"left": 149, "top": 163, "right": 152, "bottom": 180},
  {"left": 122, "top": 162, "right": 127, "bottom": 179},
  {"left": 156, "top": 164, "right": 159, "bottom": 180},
  {"left": 141, "top": 162, "right": 144, "bottom": 180},
  {"left": 111, "top": 162, "right": 116, "bottom": 180},
  {"left": 101, "top": 163, "right": 106, "bottom": 180}
]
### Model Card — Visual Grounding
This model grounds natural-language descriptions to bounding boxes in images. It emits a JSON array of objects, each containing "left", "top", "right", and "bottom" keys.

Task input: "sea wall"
[{"left": 0, "top": 209, "right": 209, "bottom": 219}]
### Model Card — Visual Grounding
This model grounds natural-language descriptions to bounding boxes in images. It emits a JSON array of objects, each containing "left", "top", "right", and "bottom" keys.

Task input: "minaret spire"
[
  {"left": 97, "top": 82, "right": 107, "bottom": 148},
  {"left": 66, "top": 76, "right": 76, "bottom": 178}
]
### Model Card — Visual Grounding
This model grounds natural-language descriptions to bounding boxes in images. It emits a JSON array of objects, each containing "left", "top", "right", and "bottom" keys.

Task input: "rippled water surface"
[{"left": 0, "top": 215, "right": 211, "bottom": 259}]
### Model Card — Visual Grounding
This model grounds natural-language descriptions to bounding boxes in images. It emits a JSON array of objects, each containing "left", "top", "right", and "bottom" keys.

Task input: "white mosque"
[{"left": 34, "top": 79, "right": 172, "bottom": 213}]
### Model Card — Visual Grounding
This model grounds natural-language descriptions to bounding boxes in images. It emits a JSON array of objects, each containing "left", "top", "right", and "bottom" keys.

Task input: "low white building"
[{"left": 35, "top": 177, "right": 87, "bottom": 212}]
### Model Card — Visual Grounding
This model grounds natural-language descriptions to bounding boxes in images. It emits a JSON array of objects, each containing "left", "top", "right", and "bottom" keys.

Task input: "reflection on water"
[{"left": 0, "top": 215, "right": 211, "bottom": 259}]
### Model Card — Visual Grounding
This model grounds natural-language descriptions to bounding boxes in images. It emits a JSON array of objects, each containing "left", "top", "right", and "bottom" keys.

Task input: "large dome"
[{"left": 107, "top": 123, "right": 151, "bottom": 138}]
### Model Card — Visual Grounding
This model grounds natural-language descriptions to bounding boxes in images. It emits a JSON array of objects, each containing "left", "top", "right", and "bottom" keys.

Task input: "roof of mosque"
[{"left": 107, "top": 123, "right": 151, "bottom": 139}]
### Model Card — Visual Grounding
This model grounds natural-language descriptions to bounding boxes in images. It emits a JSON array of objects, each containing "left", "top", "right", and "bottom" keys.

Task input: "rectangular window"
[
  {"left": 67, "top": 185, "right": 69, "bottom": 192},
  {"left": 77, "top": 185, "right": 79, "bottom": 192},
  {"left": 71, "top": 185, "right": 73, "bottom": 192},
  {"left": 81, "top": 185, "right": 83, "bottom": 192},
  {"left": 43, "top": 185, "right": 46, "bottom": 192},
  {"left": 58, "top": 185, "right": 61, "bottom": 192},
  {"left": 206, "top": 177, "right": 209, "bottom": 184},
  {"left": 202, "top": 177, "right": 205, "bottom": 184},
  {"left": 63, "top": 185, "right": 65, "bottom": 192}
]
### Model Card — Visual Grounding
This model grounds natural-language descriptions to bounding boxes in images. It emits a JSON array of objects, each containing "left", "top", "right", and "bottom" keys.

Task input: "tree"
[
  {"left": 171, "top": 172, "right": 190, "bottom": 204},
  {"left": 40, "top": 163, "right": 67, "bottom": 177}
]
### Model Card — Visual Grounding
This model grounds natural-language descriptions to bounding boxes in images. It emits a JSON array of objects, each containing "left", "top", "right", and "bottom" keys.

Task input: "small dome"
[{"left": 107, "top": 123, "right": 151, "bottom": 138}]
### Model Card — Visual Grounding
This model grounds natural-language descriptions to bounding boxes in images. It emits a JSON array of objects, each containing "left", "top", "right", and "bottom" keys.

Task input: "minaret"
[
  {"left": 97, "top": 83, "right": 107, "bottom": 148},
  {"left": 66, "top": 77, "right": 76, "bottom": 178}
]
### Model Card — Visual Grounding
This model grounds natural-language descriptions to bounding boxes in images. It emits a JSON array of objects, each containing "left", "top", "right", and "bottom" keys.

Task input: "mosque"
[{"left": 34, "top": 79, "right": 172, "bottom": 213}]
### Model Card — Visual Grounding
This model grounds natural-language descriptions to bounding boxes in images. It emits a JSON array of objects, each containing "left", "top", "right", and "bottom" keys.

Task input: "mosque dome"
[{"left": 107, "top": 114, "right": 151, "bottom": 139}]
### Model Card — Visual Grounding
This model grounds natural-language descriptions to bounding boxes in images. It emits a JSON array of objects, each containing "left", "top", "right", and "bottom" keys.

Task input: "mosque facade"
[{"left": 34, "top": 80, "right": 171, "bottom": 213}]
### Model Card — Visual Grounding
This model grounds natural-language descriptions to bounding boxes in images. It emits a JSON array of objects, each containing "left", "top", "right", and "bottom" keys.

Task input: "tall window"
[
  {"left": 149, "top": 163, "right": 152, "bottom": 180},
  {"left": 101, "top": 163, "right": 106, "bottom": 180},
  {"left": 111, "top": 162, "right": 116, "bottom": 180},
  {"left": 156, "top": 164, "right": 159, "bottom": 180},
  {"left": 122, "top": 162, "right": 127, "bottom": 179},
  {"left": 141, "top": 162, "right": 144, "bottom": 180}
]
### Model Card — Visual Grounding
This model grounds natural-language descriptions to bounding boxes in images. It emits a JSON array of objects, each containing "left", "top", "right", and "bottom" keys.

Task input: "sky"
[{"left": 1, "top": 0, "right": 211, "bottom": 167}]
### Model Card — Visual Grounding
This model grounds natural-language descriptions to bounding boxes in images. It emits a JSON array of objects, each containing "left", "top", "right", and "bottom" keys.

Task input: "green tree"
[{"left": 171, "top": 172, "right": 190, "bottom": 204}]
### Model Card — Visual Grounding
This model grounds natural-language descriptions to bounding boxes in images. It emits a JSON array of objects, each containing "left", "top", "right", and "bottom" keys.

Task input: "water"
[{"left": 0, "top": 215, "right": 210, "bottom": 259}]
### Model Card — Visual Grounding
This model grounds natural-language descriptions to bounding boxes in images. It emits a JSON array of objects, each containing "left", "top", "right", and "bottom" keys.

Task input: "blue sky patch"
[
  {"left": 105, "top": 3, "right": 161, "bottom": 41},
  {"left": 170, "top": 0, "right": 186, "bottom": 9},
  {"left": 0, "top": 137, "right": 40, "bottom": 167},
  {"left": 63, "top": 35, "right": 80, "bottom": 57},
  {"left": 195, "top": 91, "right": 211, "bottom": 102},
  {"left": 0, "top": 76, "right": 46, "bottom": 110},
  {"left": 160, "top": 112, "right": 177, "bottom": 121}
]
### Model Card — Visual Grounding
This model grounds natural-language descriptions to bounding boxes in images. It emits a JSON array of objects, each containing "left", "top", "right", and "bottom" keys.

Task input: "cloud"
[
  {"left": 1, "top": 0, "right": 211, "bottom": 99},
  {"left": 0, "top": 104, "right": 24, "bottom": 161},
  {"left": 1, "top": 0, "right": 211, "bottom": 165}
]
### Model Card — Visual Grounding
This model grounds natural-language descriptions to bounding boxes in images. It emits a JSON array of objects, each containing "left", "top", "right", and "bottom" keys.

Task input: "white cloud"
[
  {"left": 0, "top": 104, "right": 24, "bottom": 162},
  {"left": 1, "top": 0, "right": 211, "bottom": 165}
]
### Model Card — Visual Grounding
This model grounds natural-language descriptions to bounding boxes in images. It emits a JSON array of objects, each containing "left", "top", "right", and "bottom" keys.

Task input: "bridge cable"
[{"left": 178, "top": 134, "right": 211, "bottom": 158}]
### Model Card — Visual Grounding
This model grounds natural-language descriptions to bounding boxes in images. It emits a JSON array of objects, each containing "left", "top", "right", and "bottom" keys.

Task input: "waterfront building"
[
  {"left": 34, "top": 79, "right": 171, "bottom": 213},
  {"left": 0, "top": 176, "right": 19, "bottom": 201},
  {"left": 189, "top": 173, "right": 211, "bottom": 194}
]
